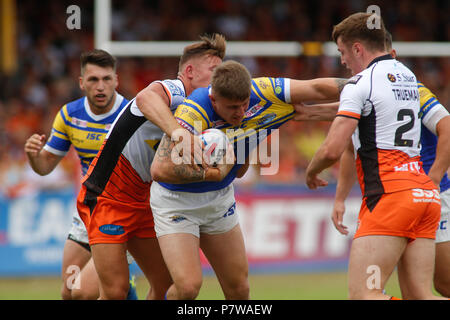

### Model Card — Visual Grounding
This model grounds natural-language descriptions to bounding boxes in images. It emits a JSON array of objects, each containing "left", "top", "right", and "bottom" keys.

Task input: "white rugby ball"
[{"left": 200, "top": 128, "right": 231, "bottom": 167}]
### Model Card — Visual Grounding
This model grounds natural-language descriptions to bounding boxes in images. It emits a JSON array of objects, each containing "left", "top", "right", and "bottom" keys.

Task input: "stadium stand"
[{"left": 1, "top": 0, "right": 449, "bottom": 196}]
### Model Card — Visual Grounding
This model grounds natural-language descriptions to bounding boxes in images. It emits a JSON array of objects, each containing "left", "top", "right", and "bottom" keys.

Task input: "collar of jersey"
[
  {"left": 367, "top": 54, "right": 394, "bottom": 69},
  {"left": 84, "top": 92, "right": 123, "bottom": 121}
]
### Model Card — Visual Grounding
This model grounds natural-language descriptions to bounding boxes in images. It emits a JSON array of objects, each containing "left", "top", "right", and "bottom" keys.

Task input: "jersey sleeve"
[
  {"left": 43, "top": 106, "right": 71, "bottom": 156},
  {"left": 418, "top": 83, "right": 449, "bottom": 134},
  {"left": 418, "top": 83, "right": 445, "bottom": 121},
  {"left": 155, "top": 80, "right": 186, "bottom": 111},
  {"left": 252, "top": 77, "right": 291, "bottom": 105},
  {"left": 336, "top": 75, "right": 366, "bottom": 120},
  {"left": 174, "top": 101, "right": 211, "bottom": 135}
]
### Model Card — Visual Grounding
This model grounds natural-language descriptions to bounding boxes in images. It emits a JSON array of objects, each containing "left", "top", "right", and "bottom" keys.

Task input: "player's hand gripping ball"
[{"left": 200, "top": 129, "right": 232, "bottom": 167}]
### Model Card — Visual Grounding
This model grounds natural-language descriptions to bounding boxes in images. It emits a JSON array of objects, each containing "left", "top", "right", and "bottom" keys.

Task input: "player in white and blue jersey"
[
  {"left": 24, "top": 49, "right": 137, "bottom": 300},
  {"left": 416, "top": 82, "right": 450, "bottom": 297},
  {"left": 150, "top": 60, "right": 345, "bottom": 300}
]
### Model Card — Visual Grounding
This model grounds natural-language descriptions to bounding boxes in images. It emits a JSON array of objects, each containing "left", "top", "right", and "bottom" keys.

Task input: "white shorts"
[
  {"left": 68, "top": 208, "right": 89, "bottom": 245},
  {"left": 436, "top": 188, "right": 450, "bottom": 243},
  {"left": 150, "top": 182, "right": 239, "bottom": 238}
]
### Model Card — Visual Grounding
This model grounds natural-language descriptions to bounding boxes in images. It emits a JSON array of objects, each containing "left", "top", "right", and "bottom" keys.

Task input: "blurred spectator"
[{"left": 1, "top": 0, "right": 448, "bottom": 195}]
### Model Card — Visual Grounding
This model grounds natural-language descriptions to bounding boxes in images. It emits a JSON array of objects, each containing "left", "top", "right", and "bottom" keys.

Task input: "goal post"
[{"left": 94, "top": 0, "right": 450, "bottom": 58}]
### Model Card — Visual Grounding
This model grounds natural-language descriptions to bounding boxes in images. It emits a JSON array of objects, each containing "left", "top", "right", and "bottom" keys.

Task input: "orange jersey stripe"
[
  {"left": 101, "top": 154, "right": 150, "bottom": 203},
  {"left": 337, "top": 110, "right": 361, "bottom": 119}
]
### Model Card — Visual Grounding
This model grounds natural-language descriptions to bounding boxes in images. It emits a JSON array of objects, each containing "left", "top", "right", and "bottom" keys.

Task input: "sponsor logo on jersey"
[
  {"left": 387, "top": 73, "right": 396, "bottom": 83},
  {"left": 177, "top": 119, "right": 195, "bottom": 133},
  {"left": 170, "top": 215, "right": 187, "bottom": 223},
  {"left": 258, "top": 79, "right": 269, "bottom": 89},
  {"left": 257, "top": 112, "right": 277, "bottom": 126},
  {"left": 394, "top": 161, "right": 421, "bottom": 174},
  {"left": 99, "top": 224, "right": 125, "bottom": 235},
  {"left": 164, "top": 81, "right": 184, "bottom": 97},
  {"left": 71, "top": 117, "right": 88, "bottom": 128},
  {"left": 212, "top": 120, "right": 227, "bottom": 128},
  {"left": 245, "top": 104, "right": 264, "bottom": 118}
]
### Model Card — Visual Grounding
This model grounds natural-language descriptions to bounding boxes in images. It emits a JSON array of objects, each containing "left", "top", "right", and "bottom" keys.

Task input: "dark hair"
[
  {"left": 332, "top": 12, "right": 386, "bottom": 52},
  {"left": 211, "top": 60, "right": 251, "bottom": 101},
  {"left": 179, "top": 33, "right": 226, "bottom": 70},
  {"left": 80, "top": 49, "right": 117, "bottom": 74}
]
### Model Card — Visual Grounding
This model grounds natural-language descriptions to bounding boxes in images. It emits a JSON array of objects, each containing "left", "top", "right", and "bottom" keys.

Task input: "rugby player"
[
  {"left": 305, "top": 13, "right": 446, "bottom": 299},
  {"left": 149, "top": 60, "right": 346, "bottom": 299},
  {"left": 76, "top": 34, "right": 226, "bottom": 299},
  {"left": 24, "top": 49, "right": 137, "bottom": 299}
]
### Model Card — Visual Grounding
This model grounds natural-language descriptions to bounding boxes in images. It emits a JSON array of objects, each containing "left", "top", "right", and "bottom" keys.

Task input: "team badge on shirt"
[{"left": 387, "top": 73, "right": 397, "bottom": 83}]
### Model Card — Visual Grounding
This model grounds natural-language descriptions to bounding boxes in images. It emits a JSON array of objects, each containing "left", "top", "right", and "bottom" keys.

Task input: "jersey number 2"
[{"left": 394, "top": 109, "right": 414, "bottom": 147}]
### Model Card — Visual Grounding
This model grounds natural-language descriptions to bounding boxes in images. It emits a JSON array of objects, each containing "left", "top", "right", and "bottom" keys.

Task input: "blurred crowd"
[{"left": 1, "top": 0, "right": 449, "bottom": 197}]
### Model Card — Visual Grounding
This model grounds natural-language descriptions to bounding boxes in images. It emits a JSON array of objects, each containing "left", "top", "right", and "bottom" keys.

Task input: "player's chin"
[{"left": 229, "top": 118, "right": 243, "bottom": 126}]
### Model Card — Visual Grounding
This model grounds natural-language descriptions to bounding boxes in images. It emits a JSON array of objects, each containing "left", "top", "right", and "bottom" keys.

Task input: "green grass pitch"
[{"left": 0, "top": 271, "right": 404, "bottom": 300}]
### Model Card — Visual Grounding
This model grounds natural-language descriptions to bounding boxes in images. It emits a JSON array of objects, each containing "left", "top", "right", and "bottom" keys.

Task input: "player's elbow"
[
  {"left": 136, "top": 88, "right": 156, "bottom": 113},
  {"left": 322, "top": 146, "right": 342, "bottom": 163},
  {"left": 150, "top": 162, "right": 164, "bottom": 182},
  {"left": 135, "top": 91, "right": 147, "bottom": 112}
]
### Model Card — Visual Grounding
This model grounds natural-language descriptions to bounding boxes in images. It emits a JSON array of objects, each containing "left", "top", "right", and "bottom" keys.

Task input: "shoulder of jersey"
[
  {"left": 417, "top": 81, "right": 433, "bottom": 97},
  {"left": 159, "top": 79, "right": 186, "bottom": 97},
  {"left": 188, "top": 87, "right": 210, "bottom": 103},
  {"left": 64, "top": 96, "right": 86, "bottom": 115}
]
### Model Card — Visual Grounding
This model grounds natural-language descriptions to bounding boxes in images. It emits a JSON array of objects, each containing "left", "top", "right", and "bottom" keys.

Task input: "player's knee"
[
  {"left": 101, "top": 282, "right": 130, "bottom": 300},
  {"left": 61, "top": 286, "right": 72, "bottom": 300},
  {"left": 348, "top": 287, "right": 378, "bottom": 300},
  {"left": 175, "top": 280, "right": 202, "bottom": 300},
  {"left": 225, "top": 280, "right": 249, "bottom": 300},
  {"left": 433, "top": 276, "right": 450, "bottom": 297},
  {"left": 71, "top": 287, "right": 98, "bottom": 300}
]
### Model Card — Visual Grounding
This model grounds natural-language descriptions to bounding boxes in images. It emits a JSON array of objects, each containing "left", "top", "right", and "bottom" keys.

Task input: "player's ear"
[
  {"left": 79, "top": 76, "right": 84, "bottom": 90},
  {"left": 114, "top": 74, "right": 119, "bottom": 89},
  {"left": 352, "top": 42, "right": 362, "bottom": 56},
  {"left": 185, "top": 64, "right": 194, "bottom": 80},
  {"left": 209, "top": 94, "right": 216, "bottom": 105},
  {"left": 391, "top": 49, "right": 397, "bottom": 59}
]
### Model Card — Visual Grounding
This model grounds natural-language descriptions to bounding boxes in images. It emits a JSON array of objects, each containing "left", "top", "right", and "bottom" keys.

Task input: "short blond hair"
[
  {"left": 211, "top": 60, "right": 251, "bottom": 101},
  {"left": 332, "top": 12, "right": 386, "bottom": 52},
  {"left": 179, "top": 33, "right": 226, "bottom": 70}
]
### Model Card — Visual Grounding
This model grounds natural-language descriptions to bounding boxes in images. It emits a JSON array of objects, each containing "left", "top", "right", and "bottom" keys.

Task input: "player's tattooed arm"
[
  {"left": 335, "top": 78, "right": 348, "bottom": 93},
  {"left": 154, "top": 134, "right": 173, "bottom": 161},
  {"left": 290, "top": 77, "right": 348, "bottom": 103},
  {"left": 151, "top": 134, "right": 225, "bottom": 183}
]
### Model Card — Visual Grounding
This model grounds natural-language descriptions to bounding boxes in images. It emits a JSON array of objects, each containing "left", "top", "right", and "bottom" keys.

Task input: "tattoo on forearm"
[
  {"left": 336, "top": 78, "right": 348, "bottom": 93},
  {"left": 173, "top": 164, "right": 204, "bottom": 182},
  {"left": 155, "top": 134, "right": 204, "bottom": 182},
  {"left": 155, "top": 135, "right": 173, "bottom": 161}
]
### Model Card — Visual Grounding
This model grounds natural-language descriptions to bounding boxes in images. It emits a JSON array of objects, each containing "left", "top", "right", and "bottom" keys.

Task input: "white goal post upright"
[{"left": 94, "top": 0, "right": 449, "bottom": 58}]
